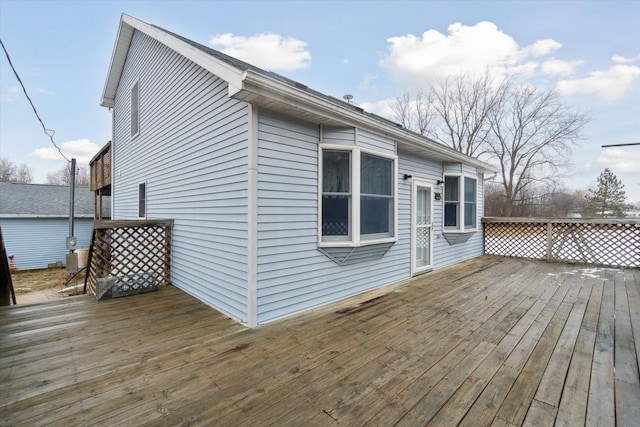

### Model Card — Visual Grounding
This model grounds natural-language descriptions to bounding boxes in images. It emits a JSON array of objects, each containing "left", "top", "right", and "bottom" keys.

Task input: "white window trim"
[
  {"left": 443, "top": 173, "right": 478, "bottom": 233},
  {"left": 138, "top": 181, "right": 147, "bottom": 219},
  {"left": 318, "top": 143, "right": 398, "bottom": 247},
  {"left": 131, "top": 80, "right": 140, "bottom": 139}
]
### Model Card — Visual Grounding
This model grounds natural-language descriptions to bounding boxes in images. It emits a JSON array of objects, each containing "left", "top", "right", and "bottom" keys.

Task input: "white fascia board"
[
  {"left": 240, "top": 70, "right": 496, "bottom": 173},
  {"left": 101, "top": 15, "right": 244, "bottom": 108},
  {"left": 101, "top": 17, "right": 134, "bottom": 108}
]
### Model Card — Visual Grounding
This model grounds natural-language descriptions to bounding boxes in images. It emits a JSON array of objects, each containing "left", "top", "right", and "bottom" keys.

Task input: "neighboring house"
[
  {"left": 100, "top": 15, "right": 496, "bottom": 327},
  {"left": 0, "top": 182, "right": 109, "bottom": 270}
]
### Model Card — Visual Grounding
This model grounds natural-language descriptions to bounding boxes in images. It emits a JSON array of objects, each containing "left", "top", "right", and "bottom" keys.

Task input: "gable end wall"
[{"left": 112, "top": 30, "right": 250, "bottom": 322}]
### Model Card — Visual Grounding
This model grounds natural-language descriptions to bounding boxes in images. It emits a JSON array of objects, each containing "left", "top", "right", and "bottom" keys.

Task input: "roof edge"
[
  {"left": 101, "top": 15, "right": 495, "bottom": 173},
  {"left": 101, "top": 14, "right": 245, "bottom": 108},
  {"left": 240, "top": 70, "right": 496, "bottom": 173}
]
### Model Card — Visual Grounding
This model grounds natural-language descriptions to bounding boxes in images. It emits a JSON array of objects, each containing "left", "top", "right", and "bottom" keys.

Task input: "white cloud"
[
  {"left": 596, "top": 148, "right": 640, "bottom": 176},
  {"left": 209, "top": 33, "right": 311, "bottom": 71},
  {"left": 8, "top": 85, "right": 54, "bottom": 95},
  {"left": 358, "top": 98, "right": 397, "bottom": 120},
  {"left": 379, "top": 21, "right": 564, "bottom": 87},
  {"left": 612, "top": 54, "right": 640, "bottom": 64},
  {"left": 31, "top": 139, "right": 99, "bottom": 164},
  {"left": 541, "top": 59, "right": 584, "bottom": 76},
  {"left": 556, "top": 64, "right": 640, "bottom": 101},
  {"left": 526, "top": 39, "right": 562, "bottom": 57},
  {"left": 343, "top": 58, "right": 351, "bottom": 65},
  {"left": 510, "top": 61, "right": 539, "bottom": 77},
  {"left": 2, "top": 85, "right": 54, "bottom": 102},
  {"left": 358, "top": 73, "right": 379, "bottom": 94}
]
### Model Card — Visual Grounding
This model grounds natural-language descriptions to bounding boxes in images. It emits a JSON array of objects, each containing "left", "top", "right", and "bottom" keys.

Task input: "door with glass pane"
[{"left": 412, "top": 180, "right": 433, "bottom": 274}]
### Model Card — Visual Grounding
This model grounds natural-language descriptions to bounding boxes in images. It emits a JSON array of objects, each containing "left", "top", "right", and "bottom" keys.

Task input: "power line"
[
  {"left": 602, "top": 143, "right": 640, "bottom": 148},
  {"left": 0, "top": 38, "right": 70, "bottom": 163}
]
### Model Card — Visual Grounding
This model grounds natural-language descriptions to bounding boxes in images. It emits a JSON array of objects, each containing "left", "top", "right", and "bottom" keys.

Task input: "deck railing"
[
  {"left": 482, "top": 217, "right": 640, "bottom": 268},
  {"left": 84, "top": 219, "right": 174, "bottom": 297},
  {"left": 89, "top": 141, "right": 111, "bottom": 192}
]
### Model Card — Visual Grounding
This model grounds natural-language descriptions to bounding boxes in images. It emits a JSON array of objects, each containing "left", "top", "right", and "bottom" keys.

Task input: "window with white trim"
[
  {"left": 320, "top": 145, "right": 396, "bottom": 245},
  {"left": 360, "top": 153, "right": 394, "bottom": 239},
  {"left": 322, "top": 150, "right": 351, "bottom": 239},
  {"left": 131, "top": 81, "right": 140, "bottom": 138},
  {"left": 464, "top": 177, "right": 477, "bottom": 229},
  {"left": 444, "top": 175, "right": 477, "bottom": 231}
]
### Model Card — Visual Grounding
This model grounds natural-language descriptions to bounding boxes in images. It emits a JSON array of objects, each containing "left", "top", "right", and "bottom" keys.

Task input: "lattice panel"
[
  {"left": 484, "top": 222, "right": 547, "bottom": 259},
  {"left": 86, "top": 220, "right": 172, "bottom": 297},
  {"left": 483, "top": 219, "right": 639, "bottom": 268},
  {"left": 416, "top": 227, "right": 429, "bottom": 248},
  {"left": 551, "top": 222, "right": 639, "bottom": 267}
]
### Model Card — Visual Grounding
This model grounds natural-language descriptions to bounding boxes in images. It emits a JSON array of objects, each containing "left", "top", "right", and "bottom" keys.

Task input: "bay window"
[
  {"left": 444, "top": 174, "right": 477, "bottom": 231},
  {"left": 320, "top": 145, "right": 397, "bottom": 246}
]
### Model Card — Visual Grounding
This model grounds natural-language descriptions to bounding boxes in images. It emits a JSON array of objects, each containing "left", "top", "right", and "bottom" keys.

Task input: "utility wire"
[
  {"left": 601, "top": 143, "right": 640, "bottom": 148},
  {"left": 0, "top": 38, "right": 70, "bottom": 163}
]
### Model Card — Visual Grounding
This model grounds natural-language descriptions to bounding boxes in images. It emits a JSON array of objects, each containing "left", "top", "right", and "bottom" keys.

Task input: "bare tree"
[
  {"left": 484, "top": 182, "right": 506, "bottom": 216},
  {"left": 485, "top": 181, "right": 590, "bottom": 218},
  {"left": 0, "top": 157, "right": 33, "bottom": 183},
  {"left": 392, "top": 72, "right": 588, "bottom": 217},
  {"left": 46, "top": 164, "right": 90, "bottom": 186},
  {"left": 488, "top": 85, "right": 588, "bottom": 216},
  {"left": 391, "top": 91, "right": 437, "bottom": 138},
  {"left": 391, "top": 71, "right": 510, "bottom": 157},
  {"left": 432, "top": 72, "right": 510, "bottom": 157}
]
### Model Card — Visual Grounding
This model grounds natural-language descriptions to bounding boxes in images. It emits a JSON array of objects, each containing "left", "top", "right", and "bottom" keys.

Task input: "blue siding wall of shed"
[
  {"left": 111, "top": 31, "right": 250, "bottom": 322},
  {"left": 1, "top": 218, "right": 93, "bottom": 270},
  {"left": 256, "top": 111, "right": 408, "bottom": 323}
]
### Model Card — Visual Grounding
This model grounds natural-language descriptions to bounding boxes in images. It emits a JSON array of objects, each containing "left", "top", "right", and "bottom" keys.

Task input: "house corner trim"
[{"left": 247, "top": 104, "right": 259, "bottom": 327}]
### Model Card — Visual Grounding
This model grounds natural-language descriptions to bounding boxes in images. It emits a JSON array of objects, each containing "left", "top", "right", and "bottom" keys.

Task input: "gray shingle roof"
[
  {"left": 158, "top": 26, "right": 414, "bottom": 131},
  {"left": 0, "top": 182, "right": 107, "bottom": 217}
]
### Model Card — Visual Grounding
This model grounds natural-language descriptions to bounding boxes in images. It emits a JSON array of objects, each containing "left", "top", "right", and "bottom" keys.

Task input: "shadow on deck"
[{"left": 1, "top": 256, "right": 639, "bottom": 425}]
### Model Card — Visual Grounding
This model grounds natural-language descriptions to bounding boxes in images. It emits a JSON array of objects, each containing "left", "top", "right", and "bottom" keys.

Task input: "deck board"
[{"left": 1, "top": 256, "right": 638, "bottom": 426}]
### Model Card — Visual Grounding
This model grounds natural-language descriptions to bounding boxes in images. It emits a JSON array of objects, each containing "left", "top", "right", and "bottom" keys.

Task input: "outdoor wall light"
[
  {"left": 403, "top": 174, "right": 412, "bottom": 180},
  {"left": 436, "top": 179, "right": 445, "bottom": 185}
]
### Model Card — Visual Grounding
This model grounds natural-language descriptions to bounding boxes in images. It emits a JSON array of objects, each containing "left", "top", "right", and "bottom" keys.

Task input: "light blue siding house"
[
  {"left": 101, "top": 15, "right": 495, "bottom": 326},
  {"left": 0, "top": 183, "right": 105, "bottom": 270}
]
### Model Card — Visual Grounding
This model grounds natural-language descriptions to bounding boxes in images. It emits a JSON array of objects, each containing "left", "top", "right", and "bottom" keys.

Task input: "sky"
[{"left": 1, "top": 0, "right": 639, "bottom": 203}]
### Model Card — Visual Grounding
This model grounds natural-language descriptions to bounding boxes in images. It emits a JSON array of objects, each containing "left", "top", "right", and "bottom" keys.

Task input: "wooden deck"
[{"left": 1, "top": 256, "right": 639, "bottom": 426}]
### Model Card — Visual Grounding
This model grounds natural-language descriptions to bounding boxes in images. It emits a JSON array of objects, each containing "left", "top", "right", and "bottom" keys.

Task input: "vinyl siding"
[
  {"left": 322, "top": 127, "right": 355, "bottom": 145},
  {"left": 0, "top": 218, "right": 93, "bottom": 270},
  {"left": 397, "top": 151, "right": 484, "bottom": 271},
  {"left": 256, "top": 111, "right": 407, "bottom": 323},
  {"left": 397, "top": 151, "right": 443, "bottom": 268},
  {"left": 111, "top": 31, "right": 249, "bottom": 322}
]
